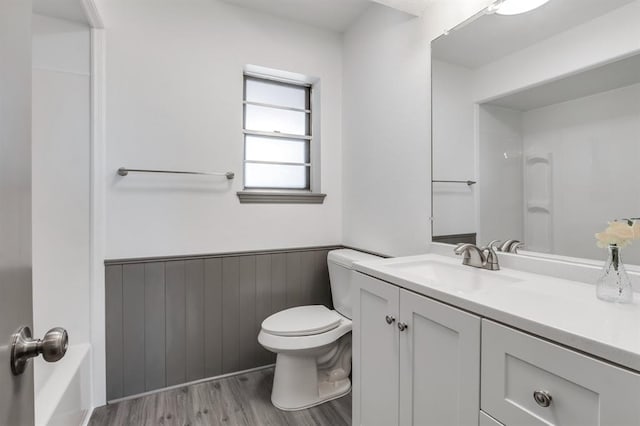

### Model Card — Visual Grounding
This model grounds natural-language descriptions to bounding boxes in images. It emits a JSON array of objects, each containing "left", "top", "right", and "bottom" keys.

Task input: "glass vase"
[{"left": 596, "top": 244, "right": 633, "bottom": 303}]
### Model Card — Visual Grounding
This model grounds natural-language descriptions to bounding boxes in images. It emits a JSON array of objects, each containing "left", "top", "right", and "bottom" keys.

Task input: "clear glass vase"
[{"left": 596, "top": 244, "right": 633, "bottom": 303}]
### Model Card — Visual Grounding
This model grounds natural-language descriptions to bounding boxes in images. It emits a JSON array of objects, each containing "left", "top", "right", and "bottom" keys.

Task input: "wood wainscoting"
[{"left": 104, "top": 245, "right": 341, "bottom": 401}]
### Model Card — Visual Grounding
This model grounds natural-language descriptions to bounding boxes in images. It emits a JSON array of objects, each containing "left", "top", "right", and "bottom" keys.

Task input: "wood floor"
[{"left": 89, "top": 367, "right": 352, "bottom": 426}]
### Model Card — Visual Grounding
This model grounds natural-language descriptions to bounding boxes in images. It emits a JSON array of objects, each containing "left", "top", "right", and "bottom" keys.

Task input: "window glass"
[
  {"left": 245, "top": 78, "right": 307, "bottom": 109},
  {"left": 244, "top": 163, "right": 308, "bottom": 189},
  {"left": 245, "top": 135, "right": 309, "bottom": 164},
  {"left": 244, "top": 104, "right": 307, "bottom": 135}
]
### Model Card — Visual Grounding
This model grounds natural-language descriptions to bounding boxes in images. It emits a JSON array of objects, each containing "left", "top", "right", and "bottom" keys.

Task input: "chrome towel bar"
[
  {"left": 117, "top": 167, "right": 234, "bottom": 180},
  {"left": 432, "top": 180, "right": 476, "bottom": 186}
]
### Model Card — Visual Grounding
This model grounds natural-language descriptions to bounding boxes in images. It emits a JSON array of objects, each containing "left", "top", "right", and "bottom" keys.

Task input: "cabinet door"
[
  {"left": 482, "top": 320, "right": 640, "bottom": 426},
  {"left": 352, "top": 273, "right": 400, "bottom": 426},
  {"left": 399, "top": 289, "right": 481, "bottom": 426},
  {"left": 480, "top": 411, "right": 505, "bottom": 426}
]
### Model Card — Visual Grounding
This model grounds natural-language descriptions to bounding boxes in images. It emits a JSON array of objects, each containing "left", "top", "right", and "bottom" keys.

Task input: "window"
[{"left": 243, "top": 75, "right": 312, "bottom": 190}]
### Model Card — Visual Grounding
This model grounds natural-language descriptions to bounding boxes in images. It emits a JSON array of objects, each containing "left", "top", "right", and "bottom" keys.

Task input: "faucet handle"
[
  {"left": 481, "top": 245, "right": 500, "bottom": 271},
  {"left": 498, "top": 239, "right": 518, "bottom": 252},
  {"left": 509, "top": 241, "right": 524, "bottom": 253},
  {"left": 487, "top": 240, "right": 502, "bottom": 250}
]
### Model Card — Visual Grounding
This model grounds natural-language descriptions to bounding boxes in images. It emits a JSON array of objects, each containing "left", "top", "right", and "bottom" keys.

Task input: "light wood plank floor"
[{"left": 89, "top": 368, "right": 351, "bottom": 426}]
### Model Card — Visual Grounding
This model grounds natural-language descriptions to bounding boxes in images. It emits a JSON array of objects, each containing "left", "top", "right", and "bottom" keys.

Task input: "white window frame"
[{"left": 238, "top": 71, "right": 326, "bottom": 204}]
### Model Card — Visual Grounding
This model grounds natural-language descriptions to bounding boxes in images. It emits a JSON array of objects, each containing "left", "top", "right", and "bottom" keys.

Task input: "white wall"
[
  {"left": 102, "top": 0, "right": 343, "bottom": 259},
  {"left": 477, "top": 104, "right": 523, "bottom": 245},
  {"left": 342, "top": 4, "right": 430, "bottom": 256},
  {"left": 432, "top": 59, "right": 475, "bottom": 237},
  {"left": 31, "top": 12, "right": 92, "bottom": 419},
  {"left": 522, "top": 83, "right": 640, "bottom": 264},
  {"left": 342, "top": 0, "right": 490, "bottom": 256}
]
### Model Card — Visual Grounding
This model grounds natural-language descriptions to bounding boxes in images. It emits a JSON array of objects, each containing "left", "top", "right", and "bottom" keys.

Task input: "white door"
[
  {"left": 352, "top": 273, "right": 400, "bottom": 426},
  {"left": 0, "top": 0, "right": 35, "bottom": 424},
  {"left": 399, "top": 289, "right": 481, "bottom": 426}
]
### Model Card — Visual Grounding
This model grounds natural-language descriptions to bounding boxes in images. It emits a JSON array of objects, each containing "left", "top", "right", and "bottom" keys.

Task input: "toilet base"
[{"left": 270, "top": 335, "right": 352, "bottom": 411}]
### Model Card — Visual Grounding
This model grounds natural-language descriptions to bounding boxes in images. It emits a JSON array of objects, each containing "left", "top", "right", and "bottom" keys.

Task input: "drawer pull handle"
[
  {"left": 533, "top": 390, "right": 552, "bottom": 407},
  {"left": 385, "top": 315, "right": 396, "bottom": 324},
  {"left": 398, "top": 322, "right": 408, "bottom": 331}
]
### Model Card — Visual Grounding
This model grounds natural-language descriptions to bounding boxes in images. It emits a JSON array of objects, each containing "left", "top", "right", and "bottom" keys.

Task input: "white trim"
[
  {"left": 80, "top": 406, "right": 95, "bottom": 426},
  {"left": 89, "top": 27, "right": 107, "bottom": 408},
  {"left": 243, "top": 129, "right": 311, "bottom": 140},
  {"left": 107, "top": 364, "right": 276, "bottom": 404},
  {"left": 243, "top": 100, "right": 311, "bottom": 114},
  {"left": 81, "top": 0, "right": 104, "bottom": 29}
]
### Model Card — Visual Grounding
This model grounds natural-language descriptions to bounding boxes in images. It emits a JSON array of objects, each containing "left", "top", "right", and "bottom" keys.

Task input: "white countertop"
[{"left": 354, "top": 253, "right": 640, "bottom": 372}]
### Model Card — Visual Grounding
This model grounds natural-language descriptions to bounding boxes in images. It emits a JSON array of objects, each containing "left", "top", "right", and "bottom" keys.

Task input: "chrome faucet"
[
  {"left": 454, "top": 243, "right": 500, "bottom": 271},
  {"left": 489, "top": 239, "right": 523, "bottom": 254}
]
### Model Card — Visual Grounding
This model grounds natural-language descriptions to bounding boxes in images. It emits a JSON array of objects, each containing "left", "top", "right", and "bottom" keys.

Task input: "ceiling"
[
  {"left": 221, "top": 0, "right": 373, "bottom": 32},
  {"left": 33, "top": 0, "right": 90, "bottom": 25},
  {"left": 488, "top": 52, "right": 640, "bottom": 111},
  {"left": 432, "top": 0, "right": 636, "bottom": 69}
]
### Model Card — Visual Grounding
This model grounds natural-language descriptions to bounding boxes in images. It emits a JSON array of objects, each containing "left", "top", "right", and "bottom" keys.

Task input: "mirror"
[{"left": 431, "top": 0, "right": 640, "bottom": 265}]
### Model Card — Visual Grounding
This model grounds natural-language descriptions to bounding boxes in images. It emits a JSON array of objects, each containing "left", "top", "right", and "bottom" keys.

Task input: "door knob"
[
  {"left": 397, "top": 322, "right": 408, "bottom": 331},
  {"left": 385, "top": 315, "right": 396, "bottom": 324},
  {"left": 10, "top": 326, "right": 68, "bottom": 376}
]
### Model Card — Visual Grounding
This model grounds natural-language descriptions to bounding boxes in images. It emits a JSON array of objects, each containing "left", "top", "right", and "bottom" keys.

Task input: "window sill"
[{"left": 237, "top": 191, "right": 326, "bottom": 204}]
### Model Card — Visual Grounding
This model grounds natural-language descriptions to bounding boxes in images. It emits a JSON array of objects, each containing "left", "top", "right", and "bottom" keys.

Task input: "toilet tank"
[{"left": 327, "top": 249, "right": 381, "bottom": 319}]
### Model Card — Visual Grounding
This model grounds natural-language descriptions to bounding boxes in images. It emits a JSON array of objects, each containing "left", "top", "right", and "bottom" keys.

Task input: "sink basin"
[{"left": 377, "top": 258, "right": 522, "bottom": 294}]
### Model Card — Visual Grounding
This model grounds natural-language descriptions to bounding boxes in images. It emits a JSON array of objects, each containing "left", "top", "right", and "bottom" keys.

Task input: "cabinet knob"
[
  {"left": 533, "top": 390, "right": 552, "bottom": 408},
  {"left": 397, "top": 322, "right": 408, "bottom": 331},
  {"left": 385, "top": 315, "right": 396, "bottom": 324}
]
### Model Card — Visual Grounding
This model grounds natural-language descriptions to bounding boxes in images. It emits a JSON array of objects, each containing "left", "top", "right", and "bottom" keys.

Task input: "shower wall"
[{"left": 31, "top": 13, "right": 92, "bottom": 422}]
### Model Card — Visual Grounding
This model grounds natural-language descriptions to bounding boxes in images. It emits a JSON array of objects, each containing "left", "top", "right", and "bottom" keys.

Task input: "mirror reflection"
[{"left": 431, "top": 0, "right": 640, "bottom": 265}]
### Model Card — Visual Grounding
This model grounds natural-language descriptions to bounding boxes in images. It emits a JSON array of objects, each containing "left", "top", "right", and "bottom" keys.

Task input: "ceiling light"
[{"left": 487, "top": 0, "right": 551, "bottom": 16}]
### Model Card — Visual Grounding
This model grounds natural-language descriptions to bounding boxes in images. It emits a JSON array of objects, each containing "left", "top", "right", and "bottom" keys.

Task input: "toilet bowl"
[{"left": 258, "top": 249, "right": 381, "bottom": 411}]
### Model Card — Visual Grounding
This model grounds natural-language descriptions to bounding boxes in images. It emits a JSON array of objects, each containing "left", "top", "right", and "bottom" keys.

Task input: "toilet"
[{"left": 258, "top": 249, "right": 380, "bottom": 411}]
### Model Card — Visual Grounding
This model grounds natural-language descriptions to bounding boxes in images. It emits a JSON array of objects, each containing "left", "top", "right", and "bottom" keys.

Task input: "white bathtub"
[{"left": 35, "top": 343, "right": 92, "bottom": 426}]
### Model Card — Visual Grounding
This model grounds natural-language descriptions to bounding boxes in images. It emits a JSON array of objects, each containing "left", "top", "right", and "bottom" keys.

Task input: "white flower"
[{"left": 595, "top": 219, "right": 640, "bottom": 249}]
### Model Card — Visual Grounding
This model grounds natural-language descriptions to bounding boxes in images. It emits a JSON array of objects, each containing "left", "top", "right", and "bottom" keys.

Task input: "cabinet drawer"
[{"left": 481, "top": 320, "right": 640, "bottom": 426}]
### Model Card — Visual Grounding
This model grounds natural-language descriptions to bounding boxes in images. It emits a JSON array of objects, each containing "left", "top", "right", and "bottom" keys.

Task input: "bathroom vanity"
[{"left": 350, "top": 254, "right": 640, "bottom": 426}]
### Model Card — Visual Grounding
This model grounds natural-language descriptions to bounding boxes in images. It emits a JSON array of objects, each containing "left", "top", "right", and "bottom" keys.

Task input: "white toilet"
[{"left": 258, "top": 249, "right": 380, "bottom": 411}]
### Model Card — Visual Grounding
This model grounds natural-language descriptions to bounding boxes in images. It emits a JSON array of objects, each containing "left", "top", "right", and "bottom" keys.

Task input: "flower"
[{"left": 595, "top": 219, "right": 640, "bottom": 248}]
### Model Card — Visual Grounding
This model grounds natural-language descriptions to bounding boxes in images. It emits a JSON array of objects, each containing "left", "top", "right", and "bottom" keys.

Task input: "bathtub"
[{"left": 35, "top": 343, "right": 92, "bottom": 426}]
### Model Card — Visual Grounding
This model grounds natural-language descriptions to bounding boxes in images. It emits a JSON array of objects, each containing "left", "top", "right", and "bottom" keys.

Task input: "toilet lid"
[{"left": 262, "top": 305, "right": 342, "bottom": 337}]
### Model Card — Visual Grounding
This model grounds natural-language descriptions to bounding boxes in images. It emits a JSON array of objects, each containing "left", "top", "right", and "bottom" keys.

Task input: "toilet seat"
[
  {"left": 262, "top": 305, "right": 342, "bottom": 337},
  {"left": 259, "top": 310, "right": 352, "bottom": 353}
]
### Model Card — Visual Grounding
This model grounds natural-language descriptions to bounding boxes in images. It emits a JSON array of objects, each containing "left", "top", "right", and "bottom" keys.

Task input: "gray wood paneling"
[
  {"left": 105, "top": 246, "right": 340, "bottom": 400},
  {"left": 221, "top": 257, "right": 240, "bottom": 374},
  {"left": 238, "top": 256, "right": 257, "bottom": 370},
  {"left": 105, "top": 265, "right": 124, "bottom": 401},
  {"left": 122, "top": 264, "right": 145, "bottom": 396},
  {"left": 271, "top": 253, "right": 287, "bottom": 314},
  {"left": 185, "top": 259, "right": 205, "bottom": 382},
  {"left": 285, "top": 251, "right": 302, "bottom": 308},
  {"left": 204, "top": 258, "right": 223, "bottom": 377},
  {"left": 255, "top": 255, "right": 275, "bottom": 366},
  {"left": 165, "top": 261, "right": 186, "bottom": 386},
  {"left": 144, "top": 263, "right": 166, "bottom": 391}
]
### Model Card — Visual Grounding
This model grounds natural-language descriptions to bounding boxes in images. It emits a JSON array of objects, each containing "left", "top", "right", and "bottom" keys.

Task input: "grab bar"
[
  {"left": 117, "top": 167, "right": 235, "bottom": 180},
  {"left": 432, "top": 180, "right": 476, "bottom": 186}
]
